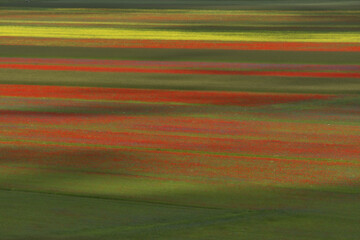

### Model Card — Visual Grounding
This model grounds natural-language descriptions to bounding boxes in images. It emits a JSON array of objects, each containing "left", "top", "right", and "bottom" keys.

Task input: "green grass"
[
  {"left": 1, "top": 183, "right": 360, "bottom": 240},
  {"left": 1, "top": 46, "right": 360, "bottom": 65},
  {"left": 1, "top": 68, "right": 360, "bottom": 94},
  {"left": 0, "top": 189, "right": 232, "bottom": 240}
]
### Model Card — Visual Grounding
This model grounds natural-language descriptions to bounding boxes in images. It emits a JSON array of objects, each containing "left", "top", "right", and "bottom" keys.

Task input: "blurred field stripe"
[
  {"left": 2, "top": 37, "right": 360, "bottom": 51},
  {"left": 1, "top": 63, "right": 359, "bottom": 78},
  {"left": 0, "top": 84, "right": 335, "bottom": 106},
  {"left": 1, "top": 58, "right": 359, "bottom": 71}
]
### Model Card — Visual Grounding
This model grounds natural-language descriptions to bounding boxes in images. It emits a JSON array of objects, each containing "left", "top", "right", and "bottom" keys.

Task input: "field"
[{"left": 0, "top": 1, "right": 360, "bottom": 239}]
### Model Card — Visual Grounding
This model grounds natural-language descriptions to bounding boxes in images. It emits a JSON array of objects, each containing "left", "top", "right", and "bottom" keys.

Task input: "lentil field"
[{"left": 0, "top": 1, "right": 360, "bottom": 239}]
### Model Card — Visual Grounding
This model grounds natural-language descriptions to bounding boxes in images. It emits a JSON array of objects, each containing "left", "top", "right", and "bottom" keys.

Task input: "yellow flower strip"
[{"left": 1, "top": 26, "right": 359, "bottom": 42}]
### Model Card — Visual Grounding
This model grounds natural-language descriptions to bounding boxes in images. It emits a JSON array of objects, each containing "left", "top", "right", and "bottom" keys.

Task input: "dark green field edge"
[
  {"left": 1, "top": 45, "right": 360, "bottom": 65},
  {"left": 1, "top": 0, "right": 360, "bottom": 10},
  {"left": 1, "top": 68, "right": 360, "bottom": 94},
  {"left": 0, "top": 187, "right": 224, "bottom": 210}
]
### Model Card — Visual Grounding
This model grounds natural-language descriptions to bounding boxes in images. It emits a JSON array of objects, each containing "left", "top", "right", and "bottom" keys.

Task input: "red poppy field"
[{"left": 0, "top": 1, "right": 360, "bottom": 239}]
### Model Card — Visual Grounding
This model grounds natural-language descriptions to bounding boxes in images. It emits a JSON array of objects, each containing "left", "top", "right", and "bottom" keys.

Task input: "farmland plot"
[{"left": 0, "top": 3, "right": 360, "bottom": 239}]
